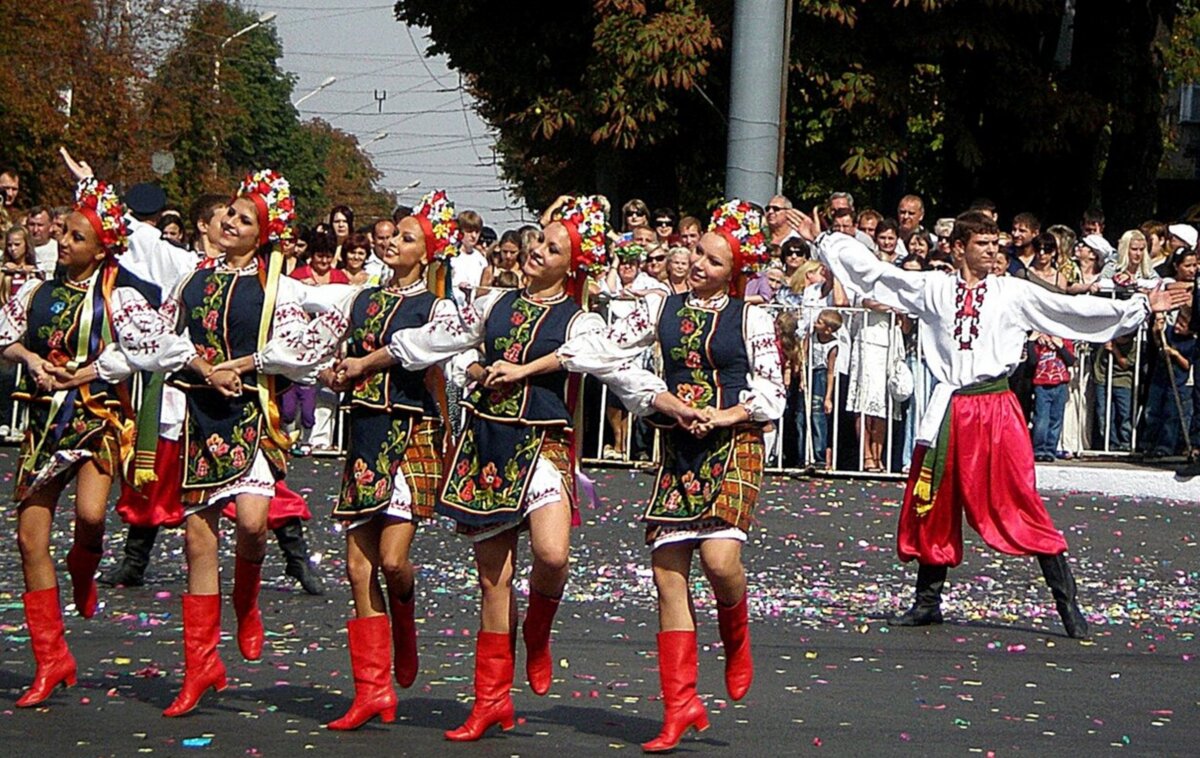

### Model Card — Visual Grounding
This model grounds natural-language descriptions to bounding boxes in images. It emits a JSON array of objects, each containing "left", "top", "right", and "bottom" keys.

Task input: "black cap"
[
  {"left": 125, "top": 183, "right": 167, "bottom": 217},
  {"left": 480, "top": 225, "right": 497, "bottom": 246}
]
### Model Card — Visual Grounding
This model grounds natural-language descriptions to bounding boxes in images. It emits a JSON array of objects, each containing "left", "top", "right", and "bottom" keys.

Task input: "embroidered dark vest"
[
  {"left": 176, "top": 269, "right": 266, "bottom": 386},
  {"left": 21, "top": 280, "right": 111, "bottom": 397},
  {"left": 466, "top": 289, "right": 577, "bottom": 425},
  {"left": 346, "top": 287, "right": 440, "bottom": 416},
  {"left": 656, "top": 293, "right": 751, "bottom": 411}
]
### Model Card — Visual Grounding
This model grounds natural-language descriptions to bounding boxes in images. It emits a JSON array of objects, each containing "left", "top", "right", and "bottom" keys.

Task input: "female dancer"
[
  {"left": 303, "top": 190, "right": 461, "bottom": 730},
  {"left": 112, "top": 169, "right": 337, "bottom": 716},
  {"left": 552, "top": 200, "right": 785, "bottom": 751},
  {"left": 338, "top": 196, "right": 698, "bottom": 741},
  {"left": 0, "top": 173, "right": 139, "bottom": 706}
]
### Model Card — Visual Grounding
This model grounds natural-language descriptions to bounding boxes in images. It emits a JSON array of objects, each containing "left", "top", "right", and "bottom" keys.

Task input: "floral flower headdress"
[
  {"left": 412, "top": 189, "right": 461, "bottom": 261},
  {"left": 75, "top": 177, "right": 129, "bottom": 257},
  {"left": 237, "top": 169, "right": 295, "bottom": 246},
  {"left": 709, "top": 199, "right": 769, "bottom": 275},
  {"left": 558, "top": 195, "right": 609, "bottom": 276},
  {"left": 611, "top": 238, "right": 646, "bottom": 264}
]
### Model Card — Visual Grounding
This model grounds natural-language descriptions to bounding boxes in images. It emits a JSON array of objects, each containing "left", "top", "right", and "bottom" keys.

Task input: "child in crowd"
[{"left": 810, "top": 309, "right": 843, "bottom": 469}]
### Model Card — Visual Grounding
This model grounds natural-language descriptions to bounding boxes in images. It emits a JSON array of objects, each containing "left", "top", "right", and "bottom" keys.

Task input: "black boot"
[
  {"left": 1037, "top": 553, "right": 1088, "bottom": 639},
  {"left": 274, "top": 520, "right": 325, "bottom": 596},
  {"left": 893, "top": 564, "right": 947, "bottom": 626},
  {"left": 97, "top": 525, "right": 159, "bottom": 587}
]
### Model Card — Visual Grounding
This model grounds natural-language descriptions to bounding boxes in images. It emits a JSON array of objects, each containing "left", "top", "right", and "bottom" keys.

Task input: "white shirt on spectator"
[
  {"left": 816, "top": 232, "right": 1151, "bottom": 444},
  {"left": 450, "top": 249, "right": 489, "bottom": 307},
  {"left": 34, "top": 241, "right": 57, "bottom": 277}
]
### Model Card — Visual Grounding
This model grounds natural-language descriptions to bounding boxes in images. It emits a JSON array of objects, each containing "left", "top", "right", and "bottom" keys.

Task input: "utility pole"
[{"left": 724, "top": 0, "right": 789, "bottom": 204}]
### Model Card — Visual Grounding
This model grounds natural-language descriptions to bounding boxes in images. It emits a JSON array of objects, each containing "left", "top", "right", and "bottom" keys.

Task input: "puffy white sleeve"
[
  {"left": 94, "top": 343, "right": 134, "bottom": 383},
  {"left": 1014, "top": 280, "right": 1150, "bottom": 342},
  {"left": 557, "top": 292, "right": 666, "bottom": 373},
  {"left": 109, "top": 283, "right": 199, "bottom": 373},
  {"left": 816, "top": 232, "right": 932, "bottom": 318},
  {"left": 558, "top": 294, "right": 669, "bottom": 416},
  {"left": 285, "top": 278, "right": 360, "bottom": 314},
  {"left": 740, "top": 305, "right": 786, "bottom": 422},
  {"left": 386, "top": 289, "right": 501, "bottom": 370},
  {"left": 0, "top": 279, "right": 41, "bottom": 347},
  {"left": 254, "top": 283, "right": 350, "bottom": 384}
]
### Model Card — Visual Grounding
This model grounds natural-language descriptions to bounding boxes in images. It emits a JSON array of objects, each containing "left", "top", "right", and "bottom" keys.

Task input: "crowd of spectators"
[{"left": 2, "top": 158, "right": 1197, "bottom": 471}]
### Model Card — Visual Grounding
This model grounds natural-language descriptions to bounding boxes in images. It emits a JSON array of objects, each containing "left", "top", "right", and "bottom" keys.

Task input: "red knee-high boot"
[
  {"left": 390, "top": 594, "right": 418, "bottom": 688},
  {"left": 232, "top": 557, "right": 264, "bottom": 661},
  {"left": 163, "top": 594, "right": 227, "bottom": 717},
  {"left": 66, "top": 546, "right": 101, "bottom": 619},
  {"left": 642, "top": 631, "right": 710, "bottom": 753},
  {"left": 716, "top": 593, "right": 753, "bottom": 701},
  {"left": 327, "top": 614, "right": 399, "bottom": 730},
  {"left": 16, "top": 588, "right": 77, "bottom": 707},
  {"left": 443, "top": 631, "right": 516, "bottom": 741},
  {"left": 522, "top": 590, "right": 560, "bottom": 696}
]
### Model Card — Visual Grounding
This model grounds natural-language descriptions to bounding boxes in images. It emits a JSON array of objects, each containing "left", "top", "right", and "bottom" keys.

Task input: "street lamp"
[
  {"left": 212, "top": 12, "right": 277, "bottom": 171},
  {"left": 293, "top": 76, "right": 337, "bottom": 108}
]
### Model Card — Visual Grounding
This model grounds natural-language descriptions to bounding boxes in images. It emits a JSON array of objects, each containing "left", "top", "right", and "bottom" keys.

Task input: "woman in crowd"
[
  {"left": 652, "top": 207, "right": 677, "bottom": 245},
  {"left": 112, "top": 170, "right": 338, "bottom": 716},
  {"left": 905, "top": 229, "right": 931, "bottom": 262},
  {"left": 338, "top": 196, "right": 697, "bottom": 742},
  {"left": 330, "top": 204, "right": 355, "bottom": 259},
  {"left": 555, "top": 200, "right": 784, "bottom": 751},
  {"left": 0, "top": 169, "right": 141, "bottom": 708},
  {"left": 1026, "top": 232, "right": 1069, "bottom": 292},
  {"left": 664, "top": 245, "right": 691, "bottom": 294},
  {"left": 622, "top": 197, "right": 650, "bottom": 234},
  {"left": 157, "top": 212, "right": 187, "bottom": 247},
  {"left": 875, "top": 219, "right": 901, "bottom": 264},
  {"left": 1101, "top": 229, "right": 1159, "bottom": 286},
  {"left": 479, "top": 229, "right": 524, "bottom": 290},
  {"left": 340, "top": 232, "right": 373, "bottom": 285}
]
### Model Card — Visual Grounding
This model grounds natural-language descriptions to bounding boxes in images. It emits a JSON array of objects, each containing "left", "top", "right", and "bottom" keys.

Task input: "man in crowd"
[
  {"left": 678, "top": 215, "right": 702, "bottom": 252},
  {"left": 766, "top": 194, "right": 799, "bottom": 245},
  {"left": 24, "top": 205, "right": 57, "bottom": 277},
  {"left": 1008, "top": 212, "right": 1041, "bottom": 276},
  {"left": 368, "top": 218, "right": 396, "bottom": 281},
  {"left": 828, "top": 191, "right": 876, "bottom": 249},
  {"left": 1080, "top": 207, "right": 1106, "bottom": 239}
]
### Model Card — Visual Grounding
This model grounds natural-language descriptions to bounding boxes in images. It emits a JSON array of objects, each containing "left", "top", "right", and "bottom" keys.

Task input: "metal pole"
[{"left": 724, "top": 0, "right": 788, "bottom": 204}]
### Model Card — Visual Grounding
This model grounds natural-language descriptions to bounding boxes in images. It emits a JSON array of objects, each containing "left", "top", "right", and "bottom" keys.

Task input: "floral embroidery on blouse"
[{"left": 953, "top": 278, "right": 987, "bottom": 350}]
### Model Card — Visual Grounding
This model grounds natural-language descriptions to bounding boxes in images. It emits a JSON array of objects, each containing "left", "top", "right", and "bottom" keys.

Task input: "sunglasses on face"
[
  {"left": 647, "top": 255, "right": 666, "bottom": 263},
  {"left": 625, "top": 209, "right": 645, "bottom": 218},
  {"left": 783, "top": 250, "right": 803, "bottom": 258},
  {"left": 1035, "top": 244, "right": 1057, "bottom": 252},
  {"left": 765, "top": 205, "right": 787, "bottom": 213},
  {"left": 655, "top": 219, "right": 673, "bottom": 227}
]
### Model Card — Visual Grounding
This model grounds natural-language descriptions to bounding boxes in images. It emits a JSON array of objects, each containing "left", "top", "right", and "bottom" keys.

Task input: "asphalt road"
[{"left": 1, "top": 451, "right": 1197, "bottom": 756}]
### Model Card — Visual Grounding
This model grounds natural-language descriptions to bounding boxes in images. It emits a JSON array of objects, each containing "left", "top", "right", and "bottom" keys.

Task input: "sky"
[{"left": 248, "top": 1, "right": 531, "bottom": 230}]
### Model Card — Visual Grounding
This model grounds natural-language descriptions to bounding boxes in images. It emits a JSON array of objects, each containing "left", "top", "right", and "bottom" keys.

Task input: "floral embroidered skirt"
[
  {"left": 645, "top": 425, "right": 764, "bottom": 546},
  {"left": 336, "top": 409, "right": 443, "bottom": 525}
]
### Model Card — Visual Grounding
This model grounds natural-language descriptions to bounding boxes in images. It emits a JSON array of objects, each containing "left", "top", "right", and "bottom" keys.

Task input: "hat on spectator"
[
  {"left": 1081, "top": 233, "right": 1116, "bottom": 262},
  {"left": 933, "top": 217, "right": 955, "bottom": 239},
  {"left": 1168, "top": 223, "right": 1198, "bottom": 251},
  {"left": 479, "top": 225, "right": 497, "bottom": 247},
  {"left": 75, "top": 177, "right": 129, "bottom": 257},
  {"left": 611, "top": 239, "right": 646, "bottom": 264},
  {"left": 124, "top": 182, "right": 167, "bottom": 218},
  {"left": 411, "top": 189, "right": 461, "bottom": 261},
  {"left": 237, "top": 169, "right": 295, "bottom": 246}
]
